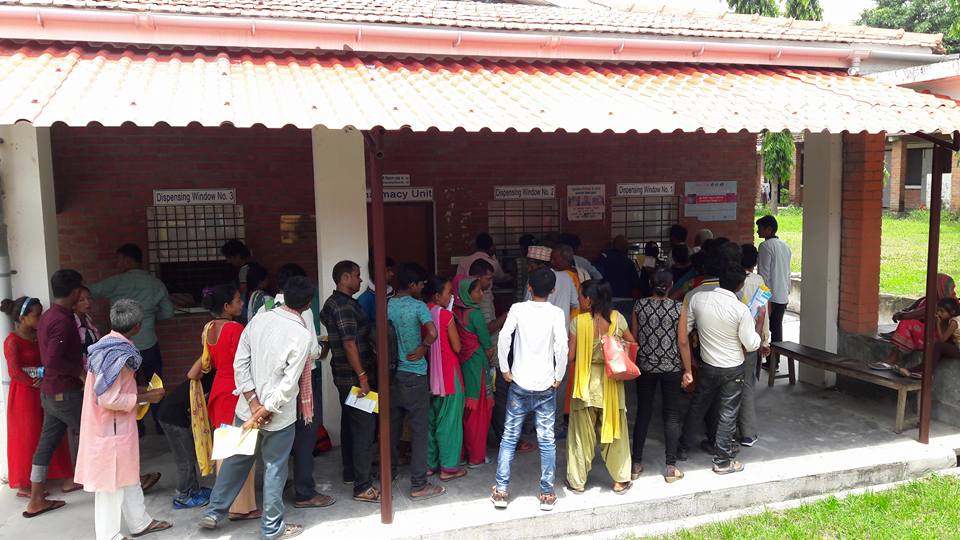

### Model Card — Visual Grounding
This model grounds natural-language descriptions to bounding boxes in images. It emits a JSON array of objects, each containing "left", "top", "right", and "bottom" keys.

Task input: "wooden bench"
[{"left": 770, "top": 341, "right": 922, "bottom": 434}]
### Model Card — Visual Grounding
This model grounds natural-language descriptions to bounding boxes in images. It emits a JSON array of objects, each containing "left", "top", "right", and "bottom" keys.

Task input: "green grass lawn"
[
  {"left": 639, "top": 475, "right": 960, "bottom": 540},
  {"left": 754, "top": 207, "right": 960, "bottom": 298}
]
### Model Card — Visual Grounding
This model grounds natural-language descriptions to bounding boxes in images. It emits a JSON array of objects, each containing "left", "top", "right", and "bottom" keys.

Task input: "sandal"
[
  {"left": 140, "top": 472, "right": 161, "bottom": 493},
  {"left": 228, "top": 509, "right": 262, "bottom": 521},
  {"left": 22, "top": 499, "right": 66, "bottom": 518},
  {"left": 713, "top": 460, "right": 745, "bottom": 475},
  {"left": 563, "top": 479, "right": 584, "bottom": 494},
  {"left": 410, "top": 484, "right": 446, "bottom": 500},
  {"left": 352, "top": 486, "right": 380, "bottom": 504},
  {"left": 664, "top": 465, "right": 685, "bottom": 483},
  {"left": 131, "top": 520, "right": 172, "bottom": 538},
  {"left": 62, "top": 483, "right": 84, "bottom": 494},
  {"left": 613, "top": 481, "right": 633, "bottom": 494},
  {"left": 293, "top": 494, "right": 335, "bottom": 508},
  {"left": 439, "top": 468, "right": 467, "bottom": 482},
  {"left": 631, "top": 462, "right": 643, "bottom": 481}
]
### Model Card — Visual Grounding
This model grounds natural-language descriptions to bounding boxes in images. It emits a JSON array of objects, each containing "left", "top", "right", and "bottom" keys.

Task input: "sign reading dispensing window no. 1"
[
  {"left": 684, "top": 181, "right": 737, "bottom": 222},
  {"left": 154, "top": 189, "right": 236, "bottom": 206}
]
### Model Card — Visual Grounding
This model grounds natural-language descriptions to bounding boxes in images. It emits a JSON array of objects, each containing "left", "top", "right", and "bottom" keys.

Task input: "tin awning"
[{"left": 2, "top": 42, "right": 959, "bottom": 134}]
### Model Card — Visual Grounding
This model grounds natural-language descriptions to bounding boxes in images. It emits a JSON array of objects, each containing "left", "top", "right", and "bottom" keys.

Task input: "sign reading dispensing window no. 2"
[
  {"left": 567, "top": 185, "right": 605, "bottom": 221},
  {"left": 684, "top": 181, "right": 737, "bottom": 222}
]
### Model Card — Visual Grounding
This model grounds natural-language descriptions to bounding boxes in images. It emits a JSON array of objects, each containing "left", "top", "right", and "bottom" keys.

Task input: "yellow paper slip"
[
  {"left": 211, "top": 425, "right": 259, "bottom": 461},
  {"left": 136, "top": 373, "right": 163, "bottom": 421},
  {"left": 345, "top": 386, "right": 379, "bottom": 414}
]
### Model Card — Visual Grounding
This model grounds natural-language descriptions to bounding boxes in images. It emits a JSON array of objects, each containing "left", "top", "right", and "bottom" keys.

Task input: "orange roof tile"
[
  {"left": 0, "top": 0, "right": 944, "bottom": 52},
  {"left": 1, "top": 43, "right": 958, "bottom": 134}
]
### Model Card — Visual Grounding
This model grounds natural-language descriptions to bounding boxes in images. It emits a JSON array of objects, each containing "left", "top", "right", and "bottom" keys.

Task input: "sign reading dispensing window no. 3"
[{"left": 154, "top": 189, "right": 236, "bottom": 206}]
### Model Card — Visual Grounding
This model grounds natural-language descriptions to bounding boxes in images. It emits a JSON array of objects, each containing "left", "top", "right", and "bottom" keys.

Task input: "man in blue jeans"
[
  {"left": 493, "top": 268, "right": 569, "bottom": 511},
  {"left": 199, "top": 277, "right": 322, "bottom": 540}
]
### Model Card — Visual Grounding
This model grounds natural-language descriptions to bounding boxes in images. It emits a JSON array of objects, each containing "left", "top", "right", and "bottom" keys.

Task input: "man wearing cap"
[{"left": 524, "top": 246, "right": 579, "bottom": 437}]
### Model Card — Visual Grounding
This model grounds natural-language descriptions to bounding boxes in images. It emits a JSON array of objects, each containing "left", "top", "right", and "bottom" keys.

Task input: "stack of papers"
[
  {"left": 344, "top": 386, "right": 379, "bottom": 414},
  {"left": 211, "top": 425, "right": 259, "bottom": 460}
]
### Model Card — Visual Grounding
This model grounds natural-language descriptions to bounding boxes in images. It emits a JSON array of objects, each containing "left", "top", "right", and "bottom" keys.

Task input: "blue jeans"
[
  {"left": 205, "top": 421, "right": 296, "bottom": 539},
  {"left": 495, "top": 383, "right": 556, "bottom": 495}
]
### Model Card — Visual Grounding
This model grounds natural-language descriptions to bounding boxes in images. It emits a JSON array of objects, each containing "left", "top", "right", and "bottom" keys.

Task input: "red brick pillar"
[
  {"left": 888, "top": 138, "right": 908, "bottom": 213},
  {"left": 839, "top": 133, "right": 885, "bottom": 335}
]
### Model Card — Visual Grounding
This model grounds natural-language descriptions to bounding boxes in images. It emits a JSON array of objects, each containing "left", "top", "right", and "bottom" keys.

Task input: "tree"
[
  {"left": 784, "top": 0, "right": 823, "bottom": 20},
  {"left": 859, "top": 0, "right": 959, "bottom": 54},
  {"left": 726, "top": 0, "right": 779, "bottom": 17},
  {"left": 761, "top": 131, "right": 795, "bottom": 212}
]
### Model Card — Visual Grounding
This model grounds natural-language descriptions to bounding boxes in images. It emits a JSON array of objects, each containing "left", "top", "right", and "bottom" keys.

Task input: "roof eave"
[{"left": 0, "top": 6, "right": 945, "bottom": 68}]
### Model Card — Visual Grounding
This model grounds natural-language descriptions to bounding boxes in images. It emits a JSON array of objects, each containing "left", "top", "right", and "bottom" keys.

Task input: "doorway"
[{"left": 368, "top": 202, "right": 436, "bottom": 273}]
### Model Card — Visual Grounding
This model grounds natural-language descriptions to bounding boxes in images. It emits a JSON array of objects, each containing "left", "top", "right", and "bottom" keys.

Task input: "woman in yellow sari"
[{"left": 565, "top": 279, "right": 637, "bottom": 494}]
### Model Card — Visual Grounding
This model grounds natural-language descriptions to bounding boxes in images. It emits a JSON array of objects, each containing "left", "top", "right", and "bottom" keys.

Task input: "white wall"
[
  {"left": 312, "top": 126, "right": 369, "bottom": 445},
  {"left": 0, "top": 125, "right": 61, "bottom": 481},
  {"left": 798, "top": 133, "right": 842, "bottom": 387}
]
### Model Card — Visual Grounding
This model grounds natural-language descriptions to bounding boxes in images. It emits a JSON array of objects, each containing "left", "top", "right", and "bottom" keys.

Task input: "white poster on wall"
[
  {"left": 684, "top": 181, "right": 737, "bottom": 222},
  {"left": 494, "top": 185, "right": 556, "bottom": 200},
  {"left": 382, "top": 174, "right": 411, "bottom": 187},
  {"left": 616, "top": 182, "right": 675, "bottom": 197},
  {"left": 567, "top": 185, "right": 605, "bottom": 221}
]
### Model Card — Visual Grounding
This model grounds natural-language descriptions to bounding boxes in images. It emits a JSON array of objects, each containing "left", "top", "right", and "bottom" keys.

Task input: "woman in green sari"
[{"left": 454, "top": 278, "right": 495, "bottom": 467}]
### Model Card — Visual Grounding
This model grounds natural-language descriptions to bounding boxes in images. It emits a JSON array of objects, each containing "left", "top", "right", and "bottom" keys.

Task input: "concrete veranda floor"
[{"left": 3, "top": 313, "right": 960, "bottom": 539}]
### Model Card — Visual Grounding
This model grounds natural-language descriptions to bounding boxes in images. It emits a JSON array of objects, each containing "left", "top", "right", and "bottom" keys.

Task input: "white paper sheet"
[{"left": 211, "top": 425, "right": 259, "bottom": 461}]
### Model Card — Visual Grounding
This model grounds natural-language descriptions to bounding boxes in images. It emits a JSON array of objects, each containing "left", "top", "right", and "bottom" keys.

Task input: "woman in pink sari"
[{"left": 884, "top": 273, "right": 956, "bottom": 369}]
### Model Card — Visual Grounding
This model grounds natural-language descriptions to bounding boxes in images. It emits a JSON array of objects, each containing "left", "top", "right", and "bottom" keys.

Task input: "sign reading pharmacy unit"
[
  {"left": 684, "top": 181, "right": 737, "bottom": 222},
  {"left": 616, "top": 182, "right": 676, "bottom": 197},
  {"left": 366, "top": 187, "right": 434, "bottom": 203},
  {"left": 567, "top": 185, "right": 605, "bottom": 221},
  {"left": 494, "top": 185, "right": 556, "bottom": 200},
  {"left": 154, "top": 189, "right": 236, "bottom": 206}
]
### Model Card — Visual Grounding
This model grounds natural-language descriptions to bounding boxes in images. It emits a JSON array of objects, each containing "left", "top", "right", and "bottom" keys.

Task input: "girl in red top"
[
  {"left": 203, "top": 284, "right": 259, "bottom": 520},
  {"left": 3, "top": 296, "right": 78, "bottom": 497}
]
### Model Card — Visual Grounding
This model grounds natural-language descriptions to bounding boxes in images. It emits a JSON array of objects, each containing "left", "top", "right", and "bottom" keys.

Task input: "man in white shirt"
[
  {"left": 756, "top": 215, "right": 791, "bottom": 368},
  {"left": 492, "top": 267, "right": 568, "bottom": 510},
  {"left": 200, "top": 276, "right": 318, "bottom": 540},
  {"left": 681, "top": 265, "right": 761, "bottom": 475}
]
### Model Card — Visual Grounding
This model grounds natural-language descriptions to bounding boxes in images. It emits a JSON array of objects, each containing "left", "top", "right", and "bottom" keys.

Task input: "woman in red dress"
[
  {"left": 3, "top": 296, "right": 78, "bottom": 497},
  {"left": 203, "top": 284, "right": 259, "bottom": 520}
]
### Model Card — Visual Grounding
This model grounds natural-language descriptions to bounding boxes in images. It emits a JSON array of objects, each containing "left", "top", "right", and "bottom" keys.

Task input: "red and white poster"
[{"left": 684, "top": 181, "right": 737, "bottom": 222}]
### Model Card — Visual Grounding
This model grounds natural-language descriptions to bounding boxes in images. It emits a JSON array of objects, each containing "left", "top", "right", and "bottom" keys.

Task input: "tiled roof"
[
  {"left": 2, "top": 42, "right": 958, "bottom": 134},
  {"left": 0, "top": 0, "right": 944, "bottom": 52}
]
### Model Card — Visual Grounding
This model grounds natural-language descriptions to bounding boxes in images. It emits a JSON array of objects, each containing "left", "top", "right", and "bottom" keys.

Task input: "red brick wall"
[
  {"left": 378, "top": 131, "right": 760, "bottom": 273},
  {"left": 51, "top": 127, "right": 759, "bottom": 384},
  {"left": 839, "top": 133, "right": 885, "bottom": 335},
  {"left": 904, "top": 188, "right": 922, "bottom": 210},
  {"left": 52, "top": 125, "right": 317, "bottom": 384}
]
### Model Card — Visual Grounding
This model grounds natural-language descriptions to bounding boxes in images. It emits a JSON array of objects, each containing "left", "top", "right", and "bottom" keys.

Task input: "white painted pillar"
[
  {"left": 313, "top": 126, "right": 369, "bottom": 445},
  {"left": 798, "top": 133, "right": 841, "bottom": 387},
  {"left": 0, "top": 125, "right": 60, "bottom": 481}
]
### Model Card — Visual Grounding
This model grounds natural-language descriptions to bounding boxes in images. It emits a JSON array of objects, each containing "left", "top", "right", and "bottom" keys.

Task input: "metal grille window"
[
  {"left": 487, "top": 199, "right": 560, "bottom": 260},
  {"left": 146, "top": 204, "right": 245, "bottom": 302},
  {"left": 610, "top": 196, "right": 680, "bottom": 244}
]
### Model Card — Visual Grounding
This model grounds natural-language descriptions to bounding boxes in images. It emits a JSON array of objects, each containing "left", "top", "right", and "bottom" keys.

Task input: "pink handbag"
[{"left": 601, "top": 313, "right": 641, "bottom": 381}]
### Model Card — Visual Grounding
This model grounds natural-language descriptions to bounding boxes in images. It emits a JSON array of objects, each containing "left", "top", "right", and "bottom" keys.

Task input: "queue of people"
[{"left": 4, "top": 220, "right": 796, "bottom": 537}]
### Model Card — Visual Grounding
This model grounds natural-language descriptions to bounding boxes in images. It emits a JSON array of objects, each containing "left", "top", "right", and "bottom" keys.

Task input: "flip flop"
[
  {"left": 228, "top": 510, "right": 262, "bottom": 521},
  {"left": 131, "top": 520, "right": 172, "bottom": 538},
  {"left": 16, "top": 490, "right": 49, "bottom": 499},
  {"left": 62, "top": 484, "right": 83, "bottom": 494},
  {"left": 563, "top": 479, "right": 585, "bottom": 494},
  {"left": 22, "top": 499, "right": 66, "bottom": 518},
  {"left": 613, "top": 481, "right": 633, "bottom": 495},
  {"left": 439, "top": 469, "right": 467, "bottom": 482},
  {"left": 410, "top": 484, "right": 445, "bottom": 501},
  {"left": 293, "top": 494, "right": 336, "bottom": 508},
  {"left": 140, "top": 472, "right": 161, "bottom": 493}
]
